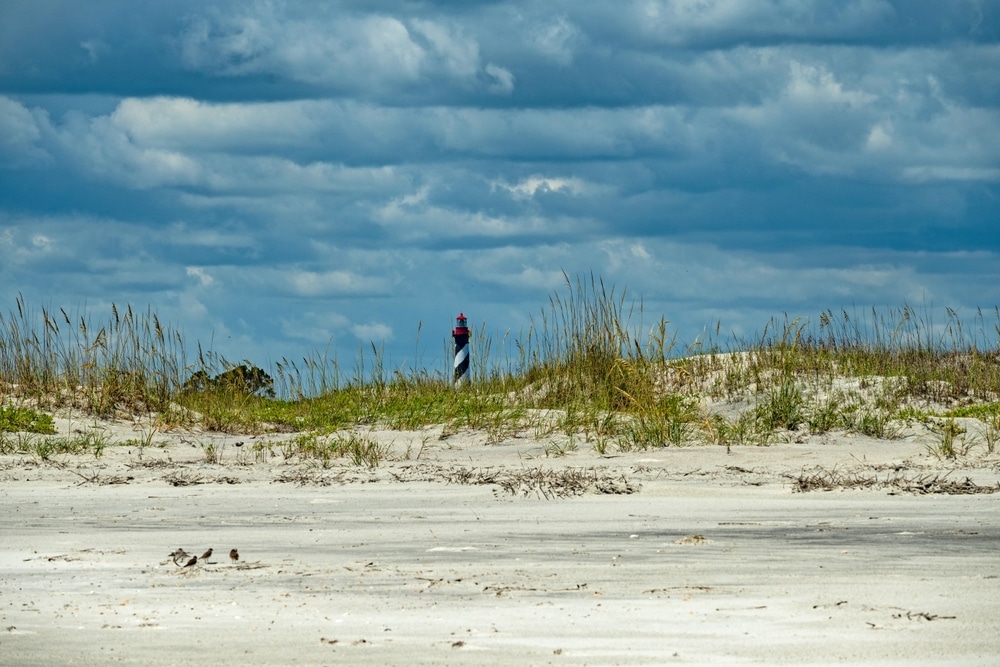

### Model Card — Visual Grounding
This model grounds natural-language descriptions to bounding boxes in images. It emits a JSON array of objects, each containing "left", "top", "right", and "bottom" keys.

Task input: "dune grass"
[
  {"left": 1, "top": 276, "right": 998, "bottom": 462},
  {"left": 0, "top": 294, "right": 184, "bottom": 416}
]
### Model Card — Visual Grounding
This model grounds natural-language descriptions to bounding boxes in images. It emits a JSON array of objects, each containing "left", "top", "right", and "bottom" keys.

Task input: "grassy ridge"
[{"left": 2, "top": 276, "right": 999, "bottom": 461}]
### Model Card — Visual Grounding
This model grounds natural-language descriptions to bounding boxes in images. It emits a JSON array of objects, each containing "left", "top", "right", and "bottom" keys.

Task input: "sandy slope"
[{"left": 2, "top": 415, "right": 999, "bottom": 665}]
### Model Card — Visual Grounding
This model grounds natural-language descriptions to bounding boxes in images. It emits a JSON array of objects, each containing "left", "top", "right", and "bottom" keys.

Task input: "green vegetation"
[
  {"left": 0, "top": 430, "right": 110, "bottom": 459},
  {"left": 0, "top": 404, "right": 56, "bottom": 434},
  {"left": 1, "top": 278, "right": 999, "bottom": 463},
  {"left": 279, "top": 431, "right": 390, "bottom": 468}
]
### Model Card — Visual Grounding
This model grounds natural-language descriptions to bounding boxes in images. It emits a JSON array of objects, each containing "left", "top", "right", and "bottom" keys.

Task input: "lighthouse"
[{"left": 453, "top": 313, "right": 470, "bottom": 388}]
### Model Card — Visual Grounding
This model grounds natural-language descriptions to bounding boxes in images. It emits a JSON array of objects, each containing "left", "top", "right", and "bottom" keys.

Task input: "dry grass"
[
  {"left": 2, "top": 277, "right": 999, "bottom": 462},
  {"left": 793, "top": 468, "right": 1000, "bottom": 495}
]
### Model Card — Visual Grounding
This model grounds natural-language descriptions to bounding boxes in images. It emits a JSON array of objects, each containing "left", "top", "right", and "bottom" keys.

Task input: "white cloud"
[
  {"left": 493, "top": 175, "right": 590, "bottom": 199},
  {"left": 411, "top": 19, "right": 480, "bottom": 79},
  {"left": 180, "top": 10, "right": 427, "bottom": 86},
  {"left": 168, "top": 222, "right": 257, "bottom": 250},
  {"left": 485, "top": 63, "right": 515, "bottom": 94},
  {"left": 632, "top": 0, "right": 895, "bottom": 44},
  {"left": 784, "top": 60, "right": 875, "bottom": 109},
  {"left": 351, "top": 322, "right": 393, "bottom": 342},
  {"left": 0, "top": 217, "right": 74, "bottom": 266},
  {"left": 186, "top": 266, "right": 215, "bottom": 287},
  {"left": 34, "top": 97, "right": 408, "bottom": 193},
  {"left": 9, "top": 53, "right": 996, "bottom": 201},
  {"left": 178, "top": 6, "right": 506, "bottom": 94},
  {"left": 722, "top": 51, "right": 1000, "bottom": 181},
  {"left": 865, "top": 120, "right": 894, "bottom": 152},
  {"left": 530, "top": 16, "right": 580, "bottom": 66},
  {"left": 373, "top": 186, "right": 593, "bottom": 243},
  {"left": 80, "top": 39, "right": 107, "bottom": 63},
  {"left": 353, "top": 16, "right": 427, "bottom": 82},
  {"left": 0, "top": 96, "right": 50, "bottom": 167},
  {"left": 284, "top": 270, "right": 392, "bottom": 298},
  {"left": 599, "top": 240, "right": 653, "bottom": 272},
  {"left": 52, "top": 111, "right": 203, "bottom": 189},
  {"left": 109, "top": 97, "right": 322, "bottom": 149}
]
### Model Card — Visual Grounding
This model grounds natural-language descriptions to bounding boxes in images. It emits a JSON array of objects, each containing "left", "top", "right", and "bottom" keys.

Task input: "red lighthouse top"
[{"left": 454, "top": 313, "right": 469, "bottom": 335}]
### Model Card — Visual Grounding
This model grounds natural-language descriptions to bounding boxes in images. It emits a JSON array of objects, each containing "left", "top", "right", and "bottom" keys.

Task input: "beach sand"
[{"left": 2, "top": 415, "right": 999, "bottom": 665}]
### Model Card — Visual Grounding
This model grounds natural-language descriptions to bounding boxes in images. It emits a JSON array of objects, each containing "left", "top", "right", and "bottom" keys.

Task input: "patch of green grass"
[
  {"left": 806, "top": 393, "right": 845, "bottom": 433},
  {"left": 617, "top": 394, "right": 701, "bottom": 450},
  {"left": 543, "top": 438, "right": 578, "bottom": 458},
  {"left": 895, "top": 405, "right": 936, "bottom": 423},
  {"left": 0, "top": 432, "right": 31, "bottom": 455},
  {"left": 985, "top": 415, "right": 999, "bottom": 456},
  {"left": 755, "top": 380, "right": 805, "bottom": 431},
  {"left": 926, "top": 418, "right": 969, "bottom": 459},
  {"left": 0, "top": 405, "right": 56, "bottom": 434},
  {"left": 280, "top": 431, "right": 389, "bottom": 467},
  {"left": 842, "top": 406, "right": 901, "bottom": 439},
  {"left": 0, "top": 431, "right": 111, "bottom": 459},
  {"left": 946, "top": 403, "right": 1000, "bottom": 419},
  {"left": 728, "top": 409, "right": 775, "bottom": 446}
]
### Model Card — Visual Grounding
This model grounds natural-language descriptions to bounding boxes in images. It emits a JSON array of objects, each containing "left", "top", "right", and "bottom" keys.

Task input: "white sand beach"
[{"left": 2, "top": 413, "right": 999, "bottom": 665}]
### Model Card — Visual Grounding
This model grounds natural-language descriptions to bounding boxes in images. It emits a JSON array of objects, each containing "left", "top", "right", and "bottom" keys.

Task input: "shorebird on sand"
[{"left": 229, "top": 549, "right": 239, "bottom": 564}]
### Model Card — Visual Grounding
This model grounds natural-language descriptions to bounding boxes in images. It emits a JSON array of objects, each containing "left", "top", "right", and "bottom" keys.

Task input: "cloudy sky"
[{"left": 1, "top": 0, "right": 998, "bottom": 374}]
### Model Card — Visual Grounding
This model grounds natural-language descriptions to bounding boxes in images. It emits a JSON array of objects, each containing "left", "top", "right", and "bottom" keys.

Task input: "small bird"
[
  {"left": 183, "top": 555, "right": 198, "bottom": 568},
  {"left": 200, "top": 548, "right": 213, "bottom": 561},
  {"left": 229, "top": 549, "right": 239, "bottom": 564},
  {"left": 170, "top": 548, "right": 189, "bottom": 566}
]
